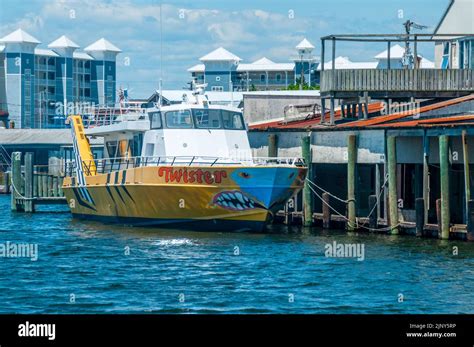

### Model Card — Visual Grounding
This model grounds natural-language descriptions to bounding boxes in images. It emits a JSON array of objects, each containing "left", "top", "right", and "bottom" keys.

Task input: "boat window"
[
  {"left": 145, "top": 143, "right": 154, "bottom": 157},
  {"left": 118, "top": 139, "right": 130, "bottom": 158},
  {"left": 131, "top": 134, "right": 143, "bottom": 157},
  {"left": 105, "top": 141, "right": 118, "bottom": 159},
  {"left": 149, "top": 111, "right": 162, "bottom": 129},
  {"left": 192, "top": 109, "right": 222, "bottom": 129},
  {"left": 165, "top": 110, "right": 193, "bottom": 128},
  {"left": 222, "top": 110, "right": 245, "bottom": 130}
]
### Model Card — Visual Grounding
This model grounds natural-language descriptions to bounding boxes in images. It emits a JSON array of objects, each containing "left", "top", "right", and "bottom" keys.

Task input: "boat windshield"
[
  {"left": 154, "top": 108, "right": 244, "bottom": 130},
  {"left": 222, "top": 110, "right": 245, "bottom": 129},
  {"left": 192, "top": 109, "right": 221, "bottom": 128},
  {"left": 165, "top": 110, "right": 193, "bottom": 128}
]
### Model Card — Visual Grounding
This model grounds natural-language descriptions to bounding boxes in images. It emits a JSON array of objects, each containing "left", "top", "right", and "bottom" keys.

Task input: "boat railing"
[
  {"left": 79, "top": 102, "right": 148, "bottom": 128},
  {"left": 68, "top": 155, "right": 305, "bottom": 177}
]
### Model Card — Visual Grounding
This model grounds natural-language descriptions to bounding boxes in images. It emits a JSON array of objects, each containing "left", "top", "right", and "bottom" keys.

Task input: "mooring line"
[{"left": 305, "top": 174, "right": 399, "bottom": 232}]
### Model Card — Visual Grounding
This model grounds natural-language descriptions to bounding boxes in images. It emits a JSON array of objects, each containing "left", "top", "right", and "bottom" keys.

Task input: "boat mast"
[{"left": 158, "top": 1, "right": 163, "bottom": 109}]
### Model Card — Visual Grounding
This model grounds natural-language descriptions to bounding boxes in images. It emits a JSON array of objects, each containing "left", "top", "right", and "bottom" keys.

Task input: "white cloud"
[{"left": 0, "top": 0, "right": 316, "bottom": 97}]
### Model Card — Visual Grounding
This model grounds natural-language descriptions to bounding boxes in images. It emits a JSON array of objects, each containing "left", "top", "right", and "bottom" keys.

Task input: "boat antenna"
[
  {"left": 158, "top": 1, "right": 163, "bottom": 109},
  {"left": 402, "top": 19, "right": 427, "bottom": 69}
]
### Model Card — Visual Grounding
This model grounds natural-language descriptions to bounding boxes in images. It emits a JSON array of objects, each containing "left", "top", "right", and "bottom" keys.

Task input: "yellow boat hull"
[{"left": 63, "top": 165, "right": 306, "bottom": 232}]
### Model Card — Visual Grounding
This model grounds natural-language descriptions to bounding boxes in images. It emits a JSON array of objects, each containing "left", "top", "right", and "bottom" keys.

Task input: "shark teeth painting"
[{"left": 212, "top": 190, "right": 265, "bottom": 211}]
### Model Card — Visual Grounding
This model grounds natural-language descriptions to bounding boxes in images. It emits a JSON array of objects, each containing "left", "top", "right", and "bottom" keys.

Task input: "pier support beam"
[
  {"left": 10, "top": 152, "right": 22, "bottom": 212},
  {"left": 467, "top": 200, "right": 474, "bottom": 241},
  {"left": 268, "top": 134, "right": 278, "bottom": 158},
  {"left": 439, "top": 135, "right": 450, "bottom": 239},
  {"left": 436, "top": 198, "right": 442, "bottom": 234},
  {"left": 24, "top": 152, "right": 34, "bottom": 213},
  {"left": 462, "top": 130, "right": 470, "bottom": 224},
  {"left": 322, "top": 192, "right": 331, "bottom": 229},
  {"left": 302, "top": 134, "right": 313, "bottom": 227},
  {"left": 423, "top": 134, "right": 430, "bottom": 225},
  {"left": 415, "top": 198, "right": 424, "bottom": 237},
  {"left": 330, "top": 97, "right": 335, "bottom": 125},
  {"left": 347, "top": 134, "right": 357, "bottom": 231},
  {"left": 387, "top": 136, "right": 399, "bottom": 234}
]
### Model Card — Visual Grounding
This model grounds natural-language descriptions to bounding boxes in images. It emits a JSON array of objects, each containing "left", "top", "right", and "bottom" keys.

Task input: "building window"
[
  {"left": 216, "top": 76, "right": 221, "bottom": 82},
  {"left": 24, "top": 69, "right": 32, "bottom": 127},
  {"left": 211, "top": 86, "right": 224, "bottom": 92},
  {"left": 260, "top": 74, "right": 266, "bottom": 82},
  {"left": 276, "top": 74, "right": 281, "bottom": 82},
  {"left": 460, "top": 39, "right": 473, "bottom": 69},
  {"left": 441, "top": 42, "right": 450, "bottom": 69}
]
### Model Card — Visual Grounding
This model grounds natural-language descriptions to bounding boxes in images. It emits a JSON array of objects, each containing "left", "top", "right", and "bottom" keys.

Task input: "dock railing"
[
  {"left": 320, "top": 68, "right": 474, "bottom": 94},
  {"left": 72, "top": 155, "right": 306, "bottom": 176}
]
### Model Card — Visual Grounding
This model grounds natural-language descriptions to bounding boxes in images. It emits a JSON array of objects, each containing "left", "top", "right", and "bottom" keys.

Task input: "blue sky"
[{"left": 0, "top": 0, "right": 450, "bottom": 98}]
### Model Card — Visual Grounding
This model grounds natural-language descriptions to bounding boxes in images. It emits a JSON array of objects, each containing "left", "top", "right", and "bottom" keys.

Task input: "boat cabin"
[{"left": 85, "top": 103, "right": 252, "bottom": 163}]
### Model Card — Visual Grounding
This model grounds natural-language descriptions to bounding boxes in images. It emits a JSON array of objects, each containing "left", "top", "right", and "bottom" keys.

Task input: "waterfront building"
[
  {"left": 433, "top": 0, "right": 474, "bottom": 69},
  {"left": 0, "top": 29, "right": 120, "bottom": 129},
  {"left": 188, "top": 38, "right": 317, "bottom": 92}
]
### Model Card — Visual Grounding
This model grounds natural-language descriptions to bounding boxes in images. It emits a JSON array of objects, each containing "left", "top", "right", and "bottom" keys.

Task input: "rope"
[
  {"left": 10, "top": 176, "right": 35, "bottom": 201},
  {"left": 305, "top": 178, "right": 349, "bottom": 203},
  {"left": 305, "top": 175, "right": 400, "bottom": 232}
]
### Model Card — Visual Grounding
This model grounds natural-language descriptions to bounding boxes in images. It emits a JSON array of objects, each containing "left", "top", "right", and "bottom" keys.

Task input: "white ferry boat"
[{"left": 63, "top": 85, "right": 307, "bottom": 231}]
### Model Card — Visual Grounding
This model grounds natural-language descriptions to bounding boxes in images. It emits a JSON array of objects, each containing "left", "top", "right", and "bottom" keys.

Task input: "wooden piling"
[
  {"left": 47, "top": 175, "right": 53, "bottom": 197},
  {"left": 462, "top": 130, "right": 470, "bottom": 224},
  {"left": 33, "top": 174, "right": 38, "bottom": 198},
  {"left": 53, "top": 176, "right": 59, "bottom": 197},
  {"left": 10, "top": 152, "right": 21, "bottom": 211},
  {"left": 268, "top": 134, "right": 278, "bottom": 158},
  {"left": 302, "top": 134, "right": 313, "bottom": 227},
  {"left": 38, "top": 174, "right": 43, "bottom": 197},
  {"left": 368, "top": 195, "right": 377, "bottom": 230},
  {"left": 24, "top": 152, "right": 34, "bottom": 212},
  {"left": 347, "top": 134, "right": 357, "bottom": 231},
  {"left": 322, "top": 192, "right": 331, "bottom": 229},
  {"left": 439, "top": 135, "right": 450, "bottom": 240},
  {"left": 387, "top": 136, "right": 399, "bottom": 234},
  {"left": 42, "top": 175, "right": 48, "bottom": 197},
  {"left": 422, "top": 134, "right": 430, "bottom": 225},
  {"left": 436, "top": 198, "right": 442, "bottom": 235},
  {"left": 467, "top": 200, "right": 474, "bottom": 242},
  {"left": 415, "top": 198, "right": 424, "bottom": 237}
]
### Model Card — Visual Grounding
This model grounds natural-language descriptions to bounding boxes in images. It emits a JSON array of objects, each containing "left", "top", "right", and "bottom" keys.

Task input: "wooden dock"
[{"left": 10, "top": 152, "right": 66, "bottom": 212}]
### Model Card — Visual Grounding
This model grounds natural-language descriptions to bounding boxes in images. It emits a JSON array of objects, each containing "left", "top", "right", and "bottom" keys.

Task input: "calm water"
[{"left": 0, "top": 195, "right": 473, "bottom": 314}]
